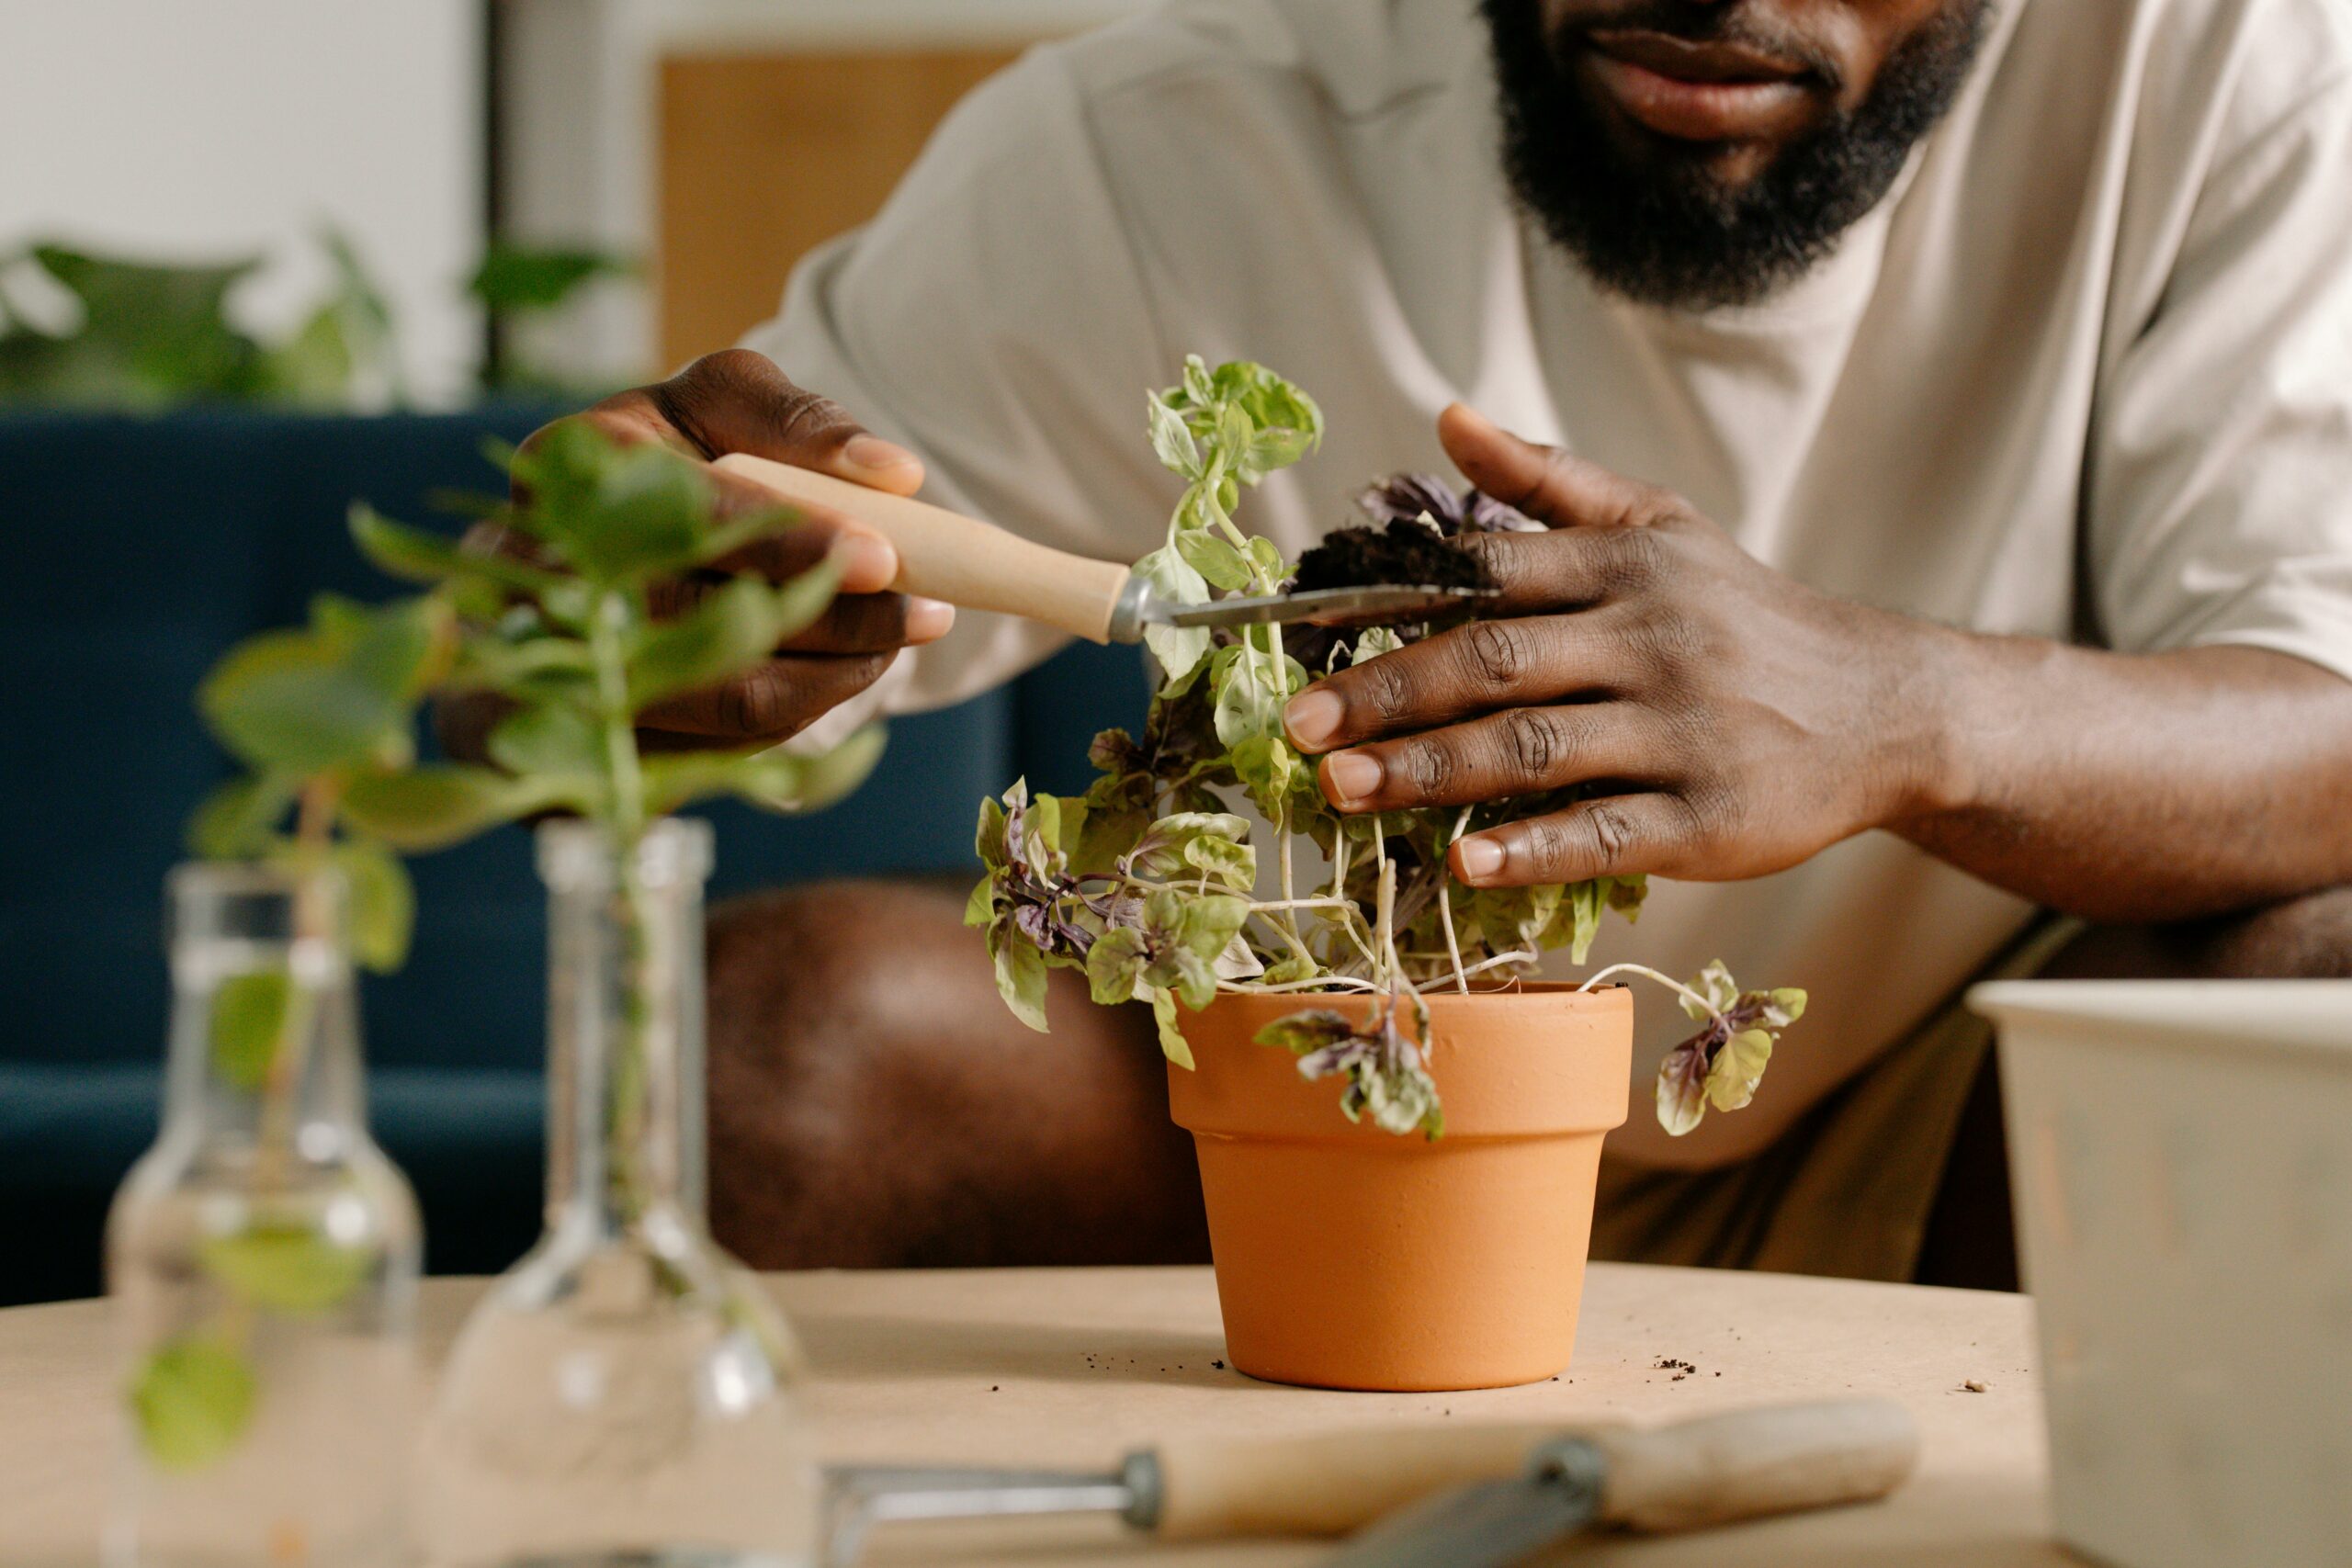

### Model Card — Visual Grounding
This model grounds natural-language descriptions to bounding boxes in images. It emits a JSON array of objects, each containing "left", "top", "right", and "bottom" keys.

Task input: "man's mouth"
[{"left": 1576, "top": 28, "right": 1819, "bottom": 142}]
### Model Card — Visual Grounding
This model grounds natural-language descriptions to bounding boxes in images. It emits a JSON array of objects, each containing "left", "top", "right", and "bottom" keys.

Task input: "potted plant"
[
  {"left": 336, "top": 423, "right": 880, "bottom": 1565},
  {"left": 971, "top": 358, "right": 1805, "bottom": 1391},
  {"left": 107, "top": 592, "right": 445, "bottom": 1563}
]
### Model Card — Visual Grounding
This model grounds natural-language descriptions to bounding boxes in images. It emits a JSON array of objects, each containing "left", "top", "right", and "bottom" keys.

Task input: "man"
[{"left": 525, "top": 0, "right": 2352, "bottom": 1283}]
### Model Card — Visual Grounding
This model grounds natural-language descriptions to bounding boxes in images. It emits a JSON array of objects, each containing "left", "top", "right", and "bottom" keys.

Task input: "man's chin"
[{"left": 1482, "top": 0, "right": 1992, "bottom": 310}]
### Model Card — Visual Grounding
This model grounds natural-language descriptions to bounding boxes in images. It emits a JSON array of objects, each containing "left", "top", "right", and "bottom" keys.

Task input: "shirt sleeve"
[
  {"left": 2086, "top": 71, "right": 2352, "bottom": 683},
  {"left": 738, "top": 43, "right": 1180, "bottom": 750}
]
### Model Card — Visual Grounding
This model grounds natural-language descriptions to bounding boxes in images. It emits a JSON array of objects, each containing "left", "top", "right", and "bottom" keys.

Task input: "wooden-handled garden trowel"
[
  {"left": 713, "top": 453, "right": 1489, "bottom": 644},
  {"left": 820, "top": 1398, "right": 1919, "bottom": 1566}
]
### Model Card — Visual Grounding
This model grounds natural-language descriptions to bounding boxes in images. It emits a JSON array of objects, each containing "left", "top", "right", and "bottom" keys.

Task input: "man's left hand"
[{"left": 1281, "top": 403, "right": 1954, "bottom": 889}]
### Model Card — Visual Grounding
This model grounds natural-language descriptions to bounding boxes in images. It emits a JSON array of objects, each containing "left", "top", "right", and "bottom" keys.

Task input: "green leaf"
[
  {"left": 507, "top": 425, "right": 714, "bottom": 585},
  {"left": 198, "top": 1223, "right": 374, "bottom": 1314},
  {"left": 640, "top": 724, "right": 887, "bottom": 817},
  {"left": 1252, "top": 1009, "right": 1356, "bottom": 1055},
  {"left": 348, "top": 503, "right": 560, "bottom": 601},
  {"left": 487, "top": 698, "right": 603, "bottom": 777},
  {"left": 129, "top": 1337, "right": 256, "bottom": 1472},
  {"left": 209, "top": 970, "right": 291, "bottom": 1090},
  {"left": 975, "top": 795, "right": 1010, "bottom": 871},
  {"left": 1132, "top": 545, "right": 1212, "bottom": 689},
  {"left": 627, "top": 575, "right": 774, "bottom": 708},
  {"left": 1705, "top": 1028, "right": 1774, "bottom": 1112},
  {"left": 1259, "top": 954, "right": 1319, "bottom": 987},
  {"left": 1147, "top": 391, "right": 1203, "bottom": 479},
  {"left": 1086, "top": 927, "right": 1149, "bottom": 1005},
  {"left": 1176, "top": 530, "right": 1256, "bottom": 592},
  {"left": 341, "top": 765, "right": 571, "bottom": 852},
  {"left": 1149, "top": 988, "right": 1195, "bottom": 1069},
  {"left": 468, "top": 243, "right": 631, "bottom": 313},
  {"left": 1174, "top": 894, "right": 1251, "bottom": 964},
  {"left": 963, "top": 874, "right": 997, "bottom": 929},
  {"left": 1228, "top": 734, "right": 1304, "bottom": 819},
  {"left": 792, "top": 723, "right": 888, "bottom": 811},
  {"left": 1681, "top": 959, "right": 1740, "bottom": 1022},
  {"left": 186, "top": 773, "right": 296, "bottom": 859},
  {"left": 989, "top": 924, "right": 1050, "bottom": 1033},
  {"left": 198, "top": 597, "right": 440, "bottom": 775},
  {"left": 334, "top": 840, "right": 414, "bottom": 974}
]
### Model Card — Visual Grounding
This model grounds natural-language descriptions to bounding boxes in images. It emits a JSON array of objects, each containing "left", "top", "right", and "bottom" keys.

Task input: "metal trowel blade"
[
  {"left": 1155, "top": 582, "right": 1494, "bottom": 631},
  {"left": 1320, "top": 1446, "right": 1604, "bottom": 1568}
]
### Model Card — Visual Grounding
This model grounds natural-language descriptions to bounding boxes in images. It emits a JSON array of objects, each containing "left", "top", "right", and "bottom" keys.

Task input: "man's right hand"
[{"left": 442, "top": 349, "right": 954, "bottom": 762}]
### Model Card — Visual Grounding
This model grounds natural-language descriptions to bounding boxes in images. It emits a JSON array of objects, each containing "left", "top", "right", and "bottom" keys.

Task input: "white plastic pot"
[{"left": 1969, "top": 980, "right": 2352, "bottom": 1568}]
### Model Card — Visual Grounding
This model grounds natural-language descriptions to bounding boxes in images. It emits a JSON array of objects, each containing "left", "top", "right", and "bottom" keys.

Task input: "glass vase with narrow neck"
[
  {"left": 106, "top": 863, "right": 423, "bottom": 1568},
  {"left": 422, "top": 818, "right": 818, "bottom": 1568}
]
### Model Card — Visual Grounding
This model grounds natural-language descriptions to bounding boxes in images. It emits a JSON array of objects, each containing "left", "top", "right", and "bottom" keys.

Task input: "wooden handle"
[
  {"left": 1150, "top": 1423, "right": 1592, "bottom": 1540},
  {"left": 712, "top": 453, "right": 1133, "bottom": 643},
  {"left": 1148, "top": 1400, "right": 1916, "bottom": 1541},
  {"left": 1590, "top": 1400, "right": 1919, "bottom": 1533}
]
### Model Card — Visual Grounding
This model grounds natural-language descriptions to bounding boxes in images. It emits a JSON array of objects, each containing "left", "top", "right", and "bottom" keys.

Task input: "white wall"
[{"left": 0, "top": 0, "right": 484, "bottom": 403}]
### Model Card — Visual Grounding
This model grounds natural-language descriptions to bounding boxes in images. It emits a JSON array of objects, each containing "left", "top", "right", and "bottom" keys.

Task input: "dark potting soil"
[{"left": 1292, "top": 520, "right": 1494, "bottom": 595}]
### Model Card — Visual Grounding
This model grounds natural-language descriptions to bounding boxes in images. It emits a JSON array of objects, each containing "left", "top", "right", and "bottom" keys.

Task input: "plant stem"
[
  {"left": 1219, "top": 975, "right": 1385, "bottom": 996},
  {"left": 1436, "top": 808, "right": 1473, "bottom": 996},
  {"left": 589, "top": 587, "right": 654, "bottom": 1225},
  {"left": 251, "top": 780, "right": 338, "bottom": 1200},
  {"left": 1578, "top": 961, "right": 1715, "bottom": 1017}
]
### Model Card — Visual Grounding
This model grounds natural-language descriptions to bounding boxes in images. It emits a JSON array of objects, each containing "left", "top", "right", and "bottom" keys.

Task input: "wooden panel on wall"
[{"left": 657, "top": 49, "right": 1022, "bottom": 370}]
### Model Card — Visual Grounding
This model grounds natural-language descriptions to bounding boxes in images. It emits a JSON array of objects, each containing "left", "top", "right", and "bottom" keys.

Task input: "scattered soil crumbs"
[
  {"left": 1654, "top": 1357, "right": 1699, "bottom": 1382},
  {"left": 1211, "top": 1359, "right": 1226, "bottom": 1371},
  {"left": 1293, "top": 520, "right": 1493, "bottom": 594}
]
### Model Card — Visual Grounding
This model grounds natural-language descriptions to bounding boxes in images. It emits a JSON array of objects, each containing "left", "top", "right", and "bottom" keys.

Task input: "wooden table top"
[{"left": 0, "top": 1263, "right": 2064, "bottom": 1566}]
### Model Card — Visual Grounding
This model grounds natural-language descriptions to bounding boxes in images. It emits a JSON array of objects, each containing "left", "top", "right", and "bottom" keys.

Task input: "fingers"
[
  {"left": 636, "top": 652, "right": 897, "bottom": 744},
  {"left": 1285, "top": 611, "right": 1634, "bottom": 751},
  {"left": 646, "top": 578, "right": 955, "bottom": 653},
  {"left": 1448, "top": 793, "right": 1699, "bottom": 887},
  {"left": 653, "top": 348, "right": 926, "bottom": 497},
  {"left": 1312, "top": 702, "right": 1660, "bottom": 814},
  {"left": 699, "top": 478, "right": 900, "bottom": 593},
  {"left": 1438, "top": 403, "right": 1680, "bottom": 531}
]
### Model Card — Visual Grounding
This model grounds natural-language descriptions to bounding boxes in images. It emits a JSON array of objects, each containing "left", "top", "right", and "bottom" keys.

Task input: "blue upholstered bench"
[{"left": 0, "top": 406, "right": 1147, "bottom": 1304}]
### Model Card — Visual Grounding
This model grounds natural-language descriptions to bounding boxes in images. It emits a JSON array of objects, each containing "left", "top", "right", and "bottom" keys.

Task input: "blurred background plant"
[{"left": 0, "top": 230, "right": 631, "bottom": 411}]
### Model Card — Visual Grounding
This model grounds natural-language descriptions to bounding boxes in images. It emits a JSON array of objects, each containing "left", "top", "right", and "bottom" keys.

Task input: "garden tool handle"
[
  {"left": 1587, "top": 1399, "right": 1920, "bottom": 1532},
  {"left": 1146, "top": 1400, "right": 1917, "bottom": 1540},
  {"left": 712, "top": 452, "right": 1135, "bottom": 643}
]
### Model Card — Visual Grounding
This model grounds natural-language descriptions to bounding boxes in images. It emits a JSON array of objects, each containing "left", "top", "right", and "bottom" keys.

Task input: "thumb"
[
  {"left": 657, "top": 347, "right": 927, "bottom": 497},
  {"left": 1438, "top": 402, "right": 1670, "bottom": 530}
]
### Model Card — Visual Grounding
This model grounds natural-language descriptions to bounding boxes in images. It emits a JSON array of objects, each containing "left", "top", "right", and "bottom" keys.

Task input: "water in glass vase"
[
  {"left": 107, "top": 863, "right": 423, "bottom": 1568},
  {"left": 421, "top": 819, "right": 819, "bottom": 1568}
]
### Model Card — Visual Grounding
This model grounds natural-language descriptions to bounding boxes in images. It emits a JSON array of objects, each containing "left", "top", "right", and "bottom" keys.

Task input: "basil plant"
[{"left": 972, "top": 357, "right": 1804, "bottom": 1138}]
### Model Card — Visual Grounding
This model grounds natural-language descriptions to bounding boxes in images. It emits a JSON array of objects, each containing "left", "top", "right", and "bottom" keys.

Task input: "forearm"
[{"left": 1894, "top": 636, "right": 2352, "bottom": 922}]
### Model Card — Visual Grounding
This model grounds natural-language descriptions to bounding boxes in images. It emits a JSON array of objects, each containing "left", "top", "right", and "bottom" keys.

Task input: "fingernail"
[
  {"left": 1322, "top": 750, "right": 1382, "bottom": 805},
  {"left": 831, "top": 533, "right": 899, "bottom": 592},
  {"left": 843, "top": 433, "right": 921, "bottom": 476},
  {"left": 1284, "top": 689, "right": 1344, "bottom": 750},
  {"left": 1442, "top": 402, "right": 1502, "bottom": 440},
  {"left": 904, "top": 596, "right": 956, "bottom": 642},
  {"left": 1454, "top": 836, "right": 1505, "bottom": 882}
]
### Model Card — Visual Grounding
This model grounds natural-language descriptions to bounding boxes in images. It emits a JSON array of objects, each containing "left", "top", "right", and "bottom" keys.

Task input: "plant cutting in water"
[
  {"left": 122, "top": 591, "right": 455, "bottom": 1472},
  {"left": 972, "top": 357, "right": 1804, "bottom": 1137},
  {"left": 342, "top": 423, "right": 886, "bottom": 1213}
]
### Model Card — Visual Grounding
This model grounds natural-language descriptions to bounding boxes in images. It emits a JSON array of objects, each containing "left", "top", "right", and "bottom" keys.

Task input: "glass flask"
[
  {"left": 421, "top": 818, "right": 818, "bottom": 1568},
  {"left": 106, "top": 863, "right": 424, "bottom": 1568}
]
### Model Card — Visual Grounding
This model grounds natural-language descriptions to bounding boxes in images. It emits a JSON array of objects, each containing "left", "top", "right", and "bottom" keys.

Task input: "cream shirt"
[{"left": 745, "top": 0, "right": 2352, "bottom": 1167}]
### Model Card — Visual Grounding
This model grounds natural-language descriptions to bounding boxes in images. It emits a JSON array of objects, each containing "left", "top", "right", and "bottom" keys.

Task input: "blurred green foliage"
[{"left": 0, "top": 231, "right": 633, "bottom": 412}]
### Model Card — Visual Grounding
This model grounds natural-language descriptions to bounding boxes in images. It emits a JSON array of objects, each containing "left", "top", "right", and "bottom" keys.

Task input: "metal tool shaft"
[{"left": 821, "top": 1455, "right": 1160, "bottom": 1568}]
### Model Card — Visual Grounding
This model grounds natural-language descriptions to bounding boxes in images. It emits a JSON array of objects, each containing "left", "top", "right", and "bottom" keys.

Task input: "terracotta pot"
[{"left": 1167, "top": 984, "right": 1632, "bottom": 1392}]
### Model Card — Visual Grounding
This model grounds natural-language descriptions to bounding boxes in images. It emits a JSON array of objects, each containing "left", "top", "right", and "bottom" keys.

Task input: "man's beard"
[{"left": 1481, "top": 0, "right": 1990, "bottom": 310}]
